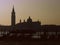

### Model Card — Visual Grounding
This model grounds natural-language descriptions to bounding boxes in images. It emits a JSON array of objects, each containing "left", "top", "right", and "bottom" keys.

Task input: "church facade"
[{"left": 0, "top": 7, "right": 41, "bottom": 35}]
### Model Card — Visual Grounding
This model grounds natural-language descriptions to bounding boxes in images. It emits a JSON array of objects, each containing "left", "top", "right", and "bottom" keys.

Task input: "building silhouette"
[{"left": 0, "top": 6, "right": 60, "bottom": 40}]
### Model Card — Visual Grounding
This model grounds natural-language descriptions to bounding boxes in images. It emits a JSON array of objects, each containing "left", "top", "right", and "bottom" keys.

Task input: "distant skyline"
[{"left": 0, "top": 0, "right": 60, "bottom": 25}]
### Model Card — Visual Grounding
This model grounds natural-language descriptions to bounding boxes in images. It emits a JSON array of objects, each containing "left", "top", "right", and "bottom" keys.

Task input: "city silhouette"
[{"left": 0, "top": 6, "right": 60, "bottom": 45}]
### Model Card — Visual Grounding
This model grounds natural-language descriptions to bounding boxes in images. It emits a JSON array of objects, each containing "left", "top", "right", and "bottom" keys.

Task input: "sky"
[{"left": 0, "top": 0, "right": 60, "bottom": 25}]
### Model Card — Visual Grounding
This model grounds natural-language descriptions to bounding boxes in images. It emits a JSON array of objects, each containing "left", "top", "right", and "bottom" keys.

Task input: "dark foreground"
[
  {"left": 0, "top": 40, "right": 60, "bottom": 45},
  {"left": 0, "top": 36, "right": 60, "bottom": 45}
]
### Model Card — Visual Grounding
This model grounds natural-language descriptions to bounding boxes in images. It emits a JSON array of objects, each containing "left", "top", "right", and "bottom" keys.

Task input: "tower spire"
[
  {"left": 12, "top": 5, "right": 15, "bottom": 13},
  {"left": 11, "top": 6, "right": 16, "bottom": 26}
]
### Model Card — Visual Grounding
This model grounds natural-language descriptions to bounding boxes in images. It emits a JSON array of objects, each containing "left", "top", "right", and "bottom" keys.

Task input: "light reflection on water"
[{"left": 0, "top": 31, "right": 60, "bottom": 38}]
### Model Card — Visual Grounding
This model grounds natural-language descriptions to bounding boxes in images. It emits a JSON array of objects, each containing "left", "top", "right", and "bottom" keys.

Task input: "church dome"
[{"left": 27, "top": 16, "right": 32, "bottom": 23}]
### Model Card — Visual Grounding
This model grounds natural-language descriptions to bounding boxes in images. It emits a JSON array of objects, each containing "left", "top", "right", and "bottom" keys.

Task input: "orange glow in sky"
[{"left": 0, "top": 0, "right": 60, "bottom": 25}]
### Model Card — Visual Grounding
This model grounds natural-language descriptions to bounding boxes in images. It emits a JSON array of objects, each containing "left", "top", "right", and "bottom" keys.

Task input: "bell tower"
[{"left": 11, "top": 6, "right": 15, "bottom": 26}]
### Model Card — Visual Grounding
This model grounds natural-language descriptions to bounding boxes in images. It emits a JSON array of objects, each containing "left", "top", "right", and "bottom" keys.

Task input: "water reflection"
[{"left": 0, "top": 30, "right": 60, "bottom": 39}]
